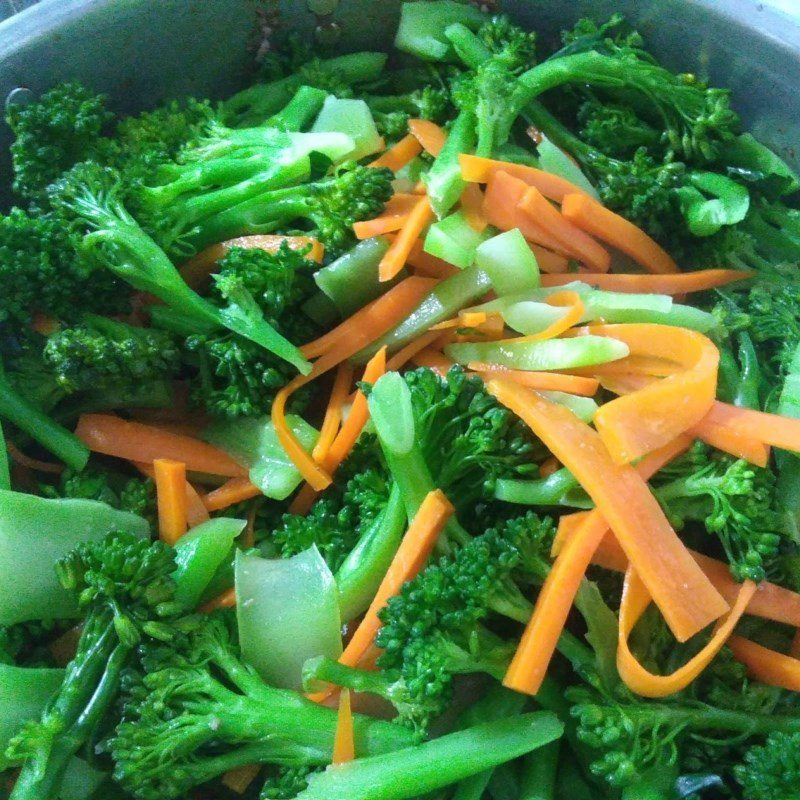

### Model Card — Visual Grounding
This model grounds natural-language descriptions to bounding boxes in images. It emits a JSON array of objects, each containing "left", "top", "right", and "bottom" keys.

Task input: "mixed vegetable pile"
[{"left": 4, "top": 4, "right": 800, "bottom": 799}]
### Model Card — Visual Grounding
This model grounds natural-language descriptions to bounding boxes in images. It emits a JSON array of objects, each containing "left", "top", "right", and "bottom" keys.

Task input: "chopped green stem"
[
  {"left": 519, "top": 741, "right": 559, "bottom": 800},
  {"left": 0, "top": 421, "right": 9, "bottom": 491},
  {"left": 494, "top": 468, "right": 581, "bottom": 506},
  {"left": 424, "top": 108, "right": 477, "bottom": 216},
  {"left": 267, "top": 85, "right": 329, "bottom": 131},
  {"left": 732, "top": 332, "right": 762, "bottom": 409}
]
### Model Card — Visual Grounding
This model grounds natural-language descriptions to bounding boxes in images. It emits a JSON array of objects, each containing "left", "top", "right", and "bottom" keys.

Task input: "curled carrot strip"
[
  {"left": 572, "top": 324, "right": 719, "bottom": 465},
  {"left": 459, "top": 153, "right": 593, "bottom": 203},
  {"left": 728, "top": 635, "right": 800, "bottom": 691},
  {"left": 312, "top": 362, "right": 354, "bottom": 463},
  {"left": 469, "top": 363, "right": 599, "bottom": 396},
  {"left": 379, "top": 196, "right": 436, "bottom": 282},
  {"left": 408, "top": 119, "right": 447, "bottom": 156},
  {"left": 561, "top": 193, "right": 679, "bottom": 275},
  {"left": 618, "top": 568, "right": 756, "bottom": 697},
  {"left": 369, "top": 133, "right": 423, "bottom": 171},
  {"left": 540, "top": 269, "right": 751, "bottom": 294}
]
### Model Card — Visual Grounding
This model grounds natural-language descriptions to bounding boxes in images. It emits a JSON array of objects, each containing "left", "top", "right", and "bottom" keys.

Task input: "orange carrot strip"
[
  {"left": 203, "top": 477, "right": 262, "bottom": 512},
  {"left": 791, "top": 629, "right": 800, "bottom": 659},
  {"left": 338, "top": 490, "right": 454, "bottom": 668},
  {"left": 530, "top": 245, "right": 570, "bottom": 275},
  {"left": 469, "top": 363, "right": 598, "bottom": 396},
  {"left": 301, "top": 276, "right": 437, "bottom": 359},
  {"left": 31, "top": 313, "right": 59, "bottom": 336},
  {"left": 695, "top": 401, "right": 800, "bottom": 455},
  {"left": 404, "top": 238, "right": 461, "bottom": 279},
  {"left": 133, "top": 460, "right": 209, "bottom": 525},
  {"left": 154, "top": 459, "right": 188, "bottom": 545},
  {"left": 76, "top": 414, "right": 247, "bottom": 477},
  {"left": 369, "top": 134, "right": 423, "bottom": 171},
  {"left": 459, "top": 153, "right": 593, "bottom": 203},
  {"left": 574, "top": 355, "right": 681, "bottom": 378},
  {"left": 222, "top": 765, "right": 262, "bottom": 794},
  {"left": 200, "top": 587, "right": 236, "bottom": 613},
  {"left": 313, "top": 362, "right": 355, "bottom": 462},
  {"left": 49, "top": 625, "right": 82, "bottom": 667},
  {"left": 386, "top": 330, "right": 445, "bottom": 371},
  {"left": 408, "top": 119, "right": 447, "bottom": 156},
  {"left": 332, "top": 689, "right": 356, "bottom": 764},
  {"left": 501, "top": 431, "right": 693, "bottom": 695},
  {"left": 570, "top": 324, "right": 719, "bottom": 464},
  {"left": 504, "top": 291, "right": 585, "bottom": 343},
  {"left": 539, "top": 456, "right": 560, "bottom": 478},
  {"left": 460, "top": 183, "right": 488, "bottom": 232},
  {"left": 618, "top": 569, "right": 756, "bottom": 697},
  {"left": 540, "top": 269, "right": 750, "bottom": 294},
  {"left": 180, "top": 235, "right": 323, "bottom": 290},
  {"left": 728, "top": 636, "right": 800, "bottom": 692},
  {"left": 411, "top": 347, "right": 455, "bottom": 376},
  {"left": 488, "top": 378, "right": 728, "bottom": 645},
  {"left": 352, "top": 194, "right": 422, "bottom": 239},
  {"left": 562, "top": 193, "right": 679, "bottom": 275},
  {"left": 379, "top": 196, "right": 435, "bottom": 282},
  {"left": 518, "top": 187, "right": 611, "bottom": 272}
]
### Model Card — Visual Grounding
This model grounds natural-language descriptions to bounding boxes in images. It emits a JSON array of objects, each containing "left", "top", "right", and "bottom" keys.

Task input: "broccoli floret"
[
  {"left": 7, "top": 531, "right": 185, "bottom": 800},
  {"left": 0, "top": 619, "right": 73, "bottom": 667},
  {"left": 365, "top": 84, "right": 452, "bottom": 140},
  {"left": 43, "top": 315, "right": 180, "bottom": 394},
  {"left": 478, "top": 14, "right": 537, "bottom": 70},
  {"left": 6, "top": 81, "right": 117, "bottom": 202},
  {"left": 735, "top": 732, "right": 800, "bottom": 800},
  {"left": 260, "top": 766, "right": 320, "bottom": 799},
  {"left": 651, "top": 441, "right": 784, "bottom": 582},
  {"left": 577, "top": 98, "right": 661, "bottom": 158},
  {"left": 109, "top": 613, "right": 414, "bottom": 800}
]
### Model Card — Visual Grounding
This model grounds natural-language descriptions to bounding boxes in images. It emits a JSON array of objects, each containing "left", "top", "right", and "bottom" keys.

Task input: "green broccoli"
[
  {"left": 7, "top": 531, "right": 185, "bottom": 800},
  {"left": 735, "top": 732, "right": 800, "bottom": 800},
  {"left": 365, "top": 84, "right": 452, "bottom": 140},
  {"left": 577, "top": 98, "right": 661, "bottom": 158}
]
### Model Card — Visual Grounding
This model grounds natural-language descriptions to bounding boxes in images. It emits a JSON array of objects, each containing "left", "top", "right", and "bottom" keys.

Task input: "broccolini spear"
[
  {"left": 6, "top": 531, "right": 185, "bottom": 800},
  {"left": 110, "top": 613, "right": 415, "bottom": 800}
]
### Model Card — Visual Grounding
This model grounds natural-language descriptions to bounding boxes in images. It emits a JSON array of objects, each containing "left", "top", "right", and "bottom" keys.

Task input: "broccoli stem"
[
  {"left": 731, "top": 332, "right": 762, "bottom": 409},
  {"left": 494, "top": 468, "right": 582, "bottom": 506},
  {"left": 266, "top": 85, "right": 329, "bottom": 131},
  {"left": 0, "top": 421, "right": 9, "bottom": 491},
  {"left": 0, "top": 364, "right": 89, "bottom": 471},
  {"left": 445, "top": 22, "right": 493, "bottom": 70},
  {"left": 518, "top": 741, "right": 559, "bottom": 800},
  {"left": 296, "top": 712, "right": 564, "bottom": 800},
  {"left": 424, "top": 108, "right": 477, "bottom": 216}
]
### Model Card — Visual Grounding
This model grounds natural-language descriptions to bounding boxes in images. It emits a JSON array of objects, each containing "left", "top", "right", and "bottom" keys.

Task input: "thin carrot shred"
[
  {"left": 352, "top": 194, "right": 422, "bottom": 239},
  {"left": 312, "top": 362, "right": 355, "bottom": 463},
  {"left": 728, "top": 636, "right": 800, "bottom": 692},
  {"left": 338, "top": 489, "right": 454, "bottom": 668},
  {"left": 539, "top": 456, "right": 560, "bottom": 477},
  {"left": 200, "top": 587, "right": 236, "bottom": 613},
  {"left": 332, "top": 689, "right": 356, "bottom": 764},
  {"left": 411, "top": 347, "right": 455, "bottom": 376},
  {"left": 202, "top": 477, "right": 262, "bottom": 512},
  {"left": 222, "top": 764, "right": 262, "bottom": 794},
  {"left": 488, "top": 379, "right": 728, "bottom": 647},
  {"left": 518, "top": 187, "right": 611, "bottom": 272},
  {"left": 379, "top": 196, "right": 435, "bottom": 282},
  {"left": 459, "top": 153, "right": 594, "bottom": 202},
  {"left": 5, "top": 441, "right": 64, "bottom": 474},
  {"left": 540, "top": 269, "right": 751, "bottom": 294},
  {"left": 132, "top": 460, "right": 209, "bottom": 526},
  {"left": 386, "top": 330, "right": 444, "bottom": 371},
  {"left": 469, "top": 363, "right": 599, "bottom": 395},
  {"left": 408, "top": 119, "right": 447, "bottom": 156},
  {"left": 460, "top": 183, "right": 488, "bottom": 232},
  {"left": 369, "top": 133, "right": 423, "bottom": 171},
  {"left": 561, "top": 193, "right": 679, "bottom": 275},
  {"left": 154, "top": 459, "right": 189, "bottom": 545},
  {"left": 76, "top": 414, "right": 247, "bottom": 477},
  {"left": 694, "top": 401, "right": 800, "bottom": 456},
  {"left": 504, "top": 291, "right": 585, "bottom": 343}
]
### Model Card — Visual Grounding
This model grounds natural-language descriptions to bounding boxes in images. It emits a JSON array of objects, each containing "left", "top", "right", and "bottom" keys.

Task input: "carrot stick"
[
  {"left": 618, "top": 569, "right": 756, "bottom": 697},
  {"left": 379, "top": 196, "right": 435, "bottom": 282},
  {"left": 180, "top": 235, "right": 323, "bottom": 290},
  {"left": 222, "top": 765, "right": 262, "bottom": 794},
  {"left": 501, "top": 433, "right": 693, "bottom": 695},
  {"left": 154, "top": 459, "right": 188, "bottom": 545},
  {"left": 571, "top": 324, "right": 719, "bottom": 464},
  {"left": 539, "top": 456, "right": 560, "bottom": 478},
  {"left": 386, "top": 330, "right": 444, "bottom": 371},
  {"left": 469, "top": 363, "right": 598, "bottom": 396},
  {"left": 460, "top": 183, "right": 488, "bottom": 232},
  {"left": 518, "top": 187, "right": 611, "bottom": 272},
  {"left": 202, "top": 476, "right": 262, "bottom": 512},
  {"left": 530, "top": 245, "right": 570, "bottom": 274},
  {"left": 133, "top": 460, "right": 209, "bottom": 526},
  {"left": 369, "top": 134, "right": 423, "bottom": 171},
  {"left": 76, "top": 414, "right": 247, "bottom": 477},
  {"left": 459, "top": 153, "right": 594, "bottom": 203},
  {"left": 540, "top": 269, "right": 751, "bottom": 294},
  {"left": 332, "top": 689, "right": 356, "bottom": 764},
  {"left": 352, "top": 194, "right": 422, "bottom": 239},
  {"left": 411, "top": 347, "right": 455, "bottom": 376},
  {"left": 561, "top": 193, "right": 679, "bottom": 275},
  {"left": 728, "top": 636, "right": 800, "bottom": 692},
  {"left": 408, "top": 119, "right": 447, "bottom": 156},
  {"left": 694, "top": 401, "right": 800, "bottom": 455},
  {"left": 313, "top": 362, "right": 354, "bottom": 463},
  {"left": 404, "top": 238, "right": 460, "bottom": 279},
  {"left": 200, "top": 587, "right": 236, "bottom": 613},
  {"left": 338, "top": 489, "right": 454, "bottom": 668},
  {"left": 488, "top": 378, "right": 728, "bottom": 645}
]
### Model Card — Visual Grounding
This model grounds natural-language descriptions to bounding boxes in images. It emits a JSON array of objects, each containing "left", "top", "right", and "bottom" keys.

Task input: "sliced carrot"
[
  {"left": 561, "top": 193, "right": 679, "bottom": 275},
  {"left": 133, "top": 460, "right": 210, "bottom": 526},
  {"left": 728, "top": 636, "right": 800, "bottom": 692},
  {"left": 313, "top": 362, "right": 355, "bottom": 463},
  {"left": 200, "top": 587, "right": 236, "bottom": 613},
  {"left": 460, "top": 183, "right": 488, "bottom": 232},
  {"left": 459, "top": 153, "right": 593, "bottom": 203},
  {"left": 488, "top": 379, "right": 728, "bottom": 645},
  {"left": 352, "top": 194, "right": 422, "bottom": 239},
  {"left": 695, "top": 401, "right": 800, "bottom": 456},
  {"left": 386, "top": 330, "right": 445, "bottom": 371},
  {"left": 222, "top": 765, "right": 262, "bottom": 794},
  {"left": 540, "top": 269, "right": 751, "bottom": 294},
  {"left": 332, "top": 689, "right": 356, "bottom": 764},
  {"left": 404, "top": 238, "right": 460, "bottom": 279},
  {"left": 539, "top": 456, "right": 560, "bottom": 477},
  {"left": 379, "top": 196, "right": 435, "bottom": 282},
  {"left": 338, "top": 489, "right": 454, "bottom": 668},
  {"left": 530, "top": 245, "right": 570, "bottom": 275},
  {"left": 518, "top": 187, "right": 611, "bottom": 272},
  {"left": 408, "top": 119, "right": 447, "bottom": 157},
  {"left": 570, "top": 324, "right": 719, "bottom": 464},
  {"left": 49, "top": 625, "right": 82, "bottom": 667},
  {"left": 203, "top": 476, "right": 262, "bottom": 512},
  {"left": 618, "top": 569, "right": 756, "bottom": 697},
  {"left": 154, "top": 459, "right": 188, "bottom": 545},
  {"left": 369, "top": 133, "right": 423, "bottom": 171},
  {"left": 469, "top": 363, "right": 599, "bottom": 396},
  {"left": 76, "top": 414, "right": 247, "bottom": 477},
  {"left": 500, "top": 429, "right": 693, "bottom": 696},
  {"left": 411, "top": 347, "right": 455, "bottom": 376},
  {"left": 180, "top": 235, "right": 323, "bottom": 290}
]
